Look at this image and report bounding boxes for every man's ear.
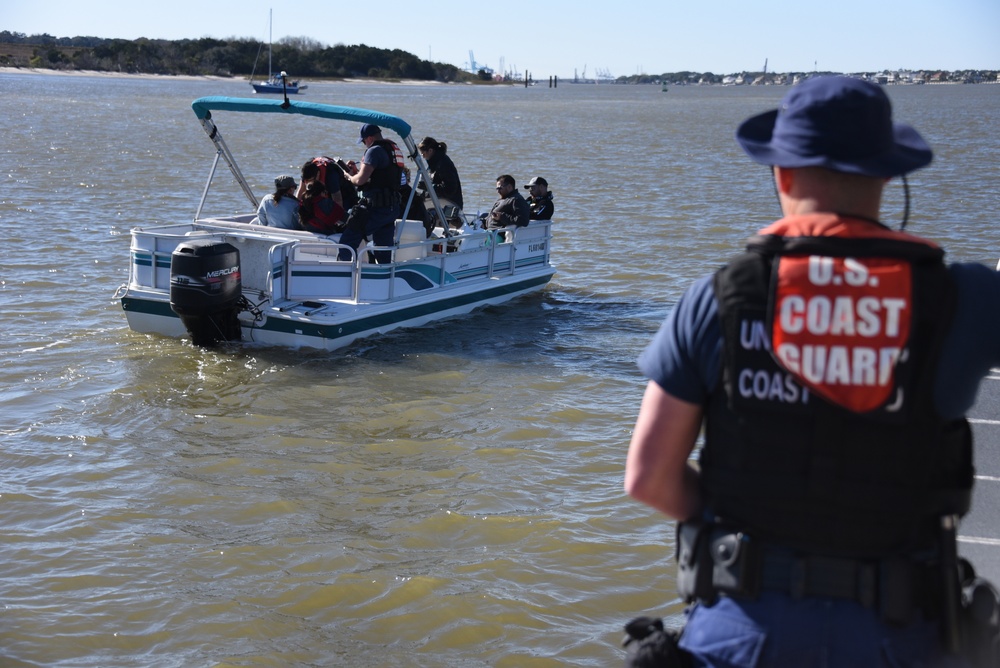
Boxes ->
[774,166,795,195]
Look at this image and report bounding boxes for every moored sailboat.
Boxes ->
[250,9,307,95]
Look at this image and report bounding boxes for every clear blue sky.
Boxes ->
[4,0,998,77]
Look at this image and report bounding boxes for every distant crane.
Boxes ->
[467,50,493,76]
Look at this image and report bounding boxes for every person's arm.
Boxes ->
[326,172,345,207]
[489,199,507,223]
[438,160,460,200]
[537,198,553,219]
[625,380,705,521]
[255,197,269,226]
[348,162,374,188]
[515,194,530,226]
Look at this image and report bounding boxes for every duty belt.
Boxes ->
[359,188,398,209]
[677,521,941,625]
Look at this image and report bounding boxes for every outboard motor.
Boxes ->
[169,239,243,346]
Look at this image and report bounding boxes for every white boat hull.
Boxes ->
[119,218,554,351]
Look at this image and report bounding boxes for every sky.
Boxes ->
[3,0,998,78]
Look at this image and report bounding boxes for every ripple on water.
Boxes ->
[1,75,997,667]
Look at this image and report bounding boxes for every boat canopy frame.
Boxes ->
[190,96,449,234]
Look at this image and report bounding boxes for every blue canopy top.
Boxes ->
[191,96,413,140]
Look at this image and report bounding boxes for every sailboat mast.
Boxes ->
[268,8,273,79]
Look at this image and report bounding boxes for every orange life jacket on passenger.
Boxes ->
[299,189,345,234]
[309,157,335,191]
[311,156,358,210]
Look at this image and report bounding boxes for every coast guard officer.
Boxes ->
[625,76,1000,667]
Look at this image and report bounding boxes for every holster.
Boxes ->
[676,520,759,604]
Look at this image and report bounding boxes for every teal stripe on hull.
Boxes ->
[131,252,170,269]
[121,271,552,345]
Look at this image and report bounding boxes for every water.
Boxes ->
[1,71,999,667]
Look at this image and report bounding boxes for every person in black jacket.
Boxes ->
[417,137,464,211]
[523,176,554,220]
[487,174,529,230]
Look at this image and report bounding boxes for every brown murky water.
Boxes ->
[1,72,998,666]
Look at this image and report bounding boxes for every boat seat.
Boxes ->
[394,219,427,261]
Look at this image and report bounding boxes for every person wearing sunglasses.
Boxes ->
[486,174,529,231]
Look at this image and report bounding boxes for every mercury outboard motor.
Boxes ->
[169,239,242,346]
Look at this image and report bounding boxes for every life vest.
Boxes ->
[704,213,972,557]
[381,139,406,173]
[299,190,345,234]
[312,156,359,210]
[362,140,404,197]
[311,157,338,190]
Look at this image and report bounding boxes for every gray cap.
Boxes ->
[275,175,297,190]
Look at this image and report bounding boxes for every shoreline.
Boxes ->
[0,66,451,85]
[4,67,990,87]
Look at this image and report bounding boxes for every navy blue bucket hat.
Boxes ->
[735,76,932,177]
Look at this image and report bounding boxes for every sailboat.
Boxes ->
[250,9,307,94]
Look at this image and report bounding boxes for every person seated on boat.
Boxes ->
[417,137,465,230]
[487,174,530,231]
[523,176,554,220]
[254,175,301,230]
[298,180,346,235]
[340,124,403,263]
[297,157,353,210]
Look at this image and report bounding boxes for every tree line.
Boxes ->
[0,31,472,82]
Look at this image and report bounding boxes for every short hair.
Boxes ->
[301,161,320,180]
[496,174,515,188]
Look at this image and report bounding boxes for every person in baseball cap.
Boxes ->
[523,176,554,220]
[358,123,382,144]
[254,174,300,229]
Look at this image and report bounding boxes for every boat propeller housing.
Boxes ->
[169,239,243,346]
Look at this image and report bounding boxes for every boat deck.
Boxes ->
[960,369,1000,582]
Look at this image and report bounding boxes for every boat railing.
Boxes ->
[284,242,358,302]
[129,217,552,306]
[349,220,553,302]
